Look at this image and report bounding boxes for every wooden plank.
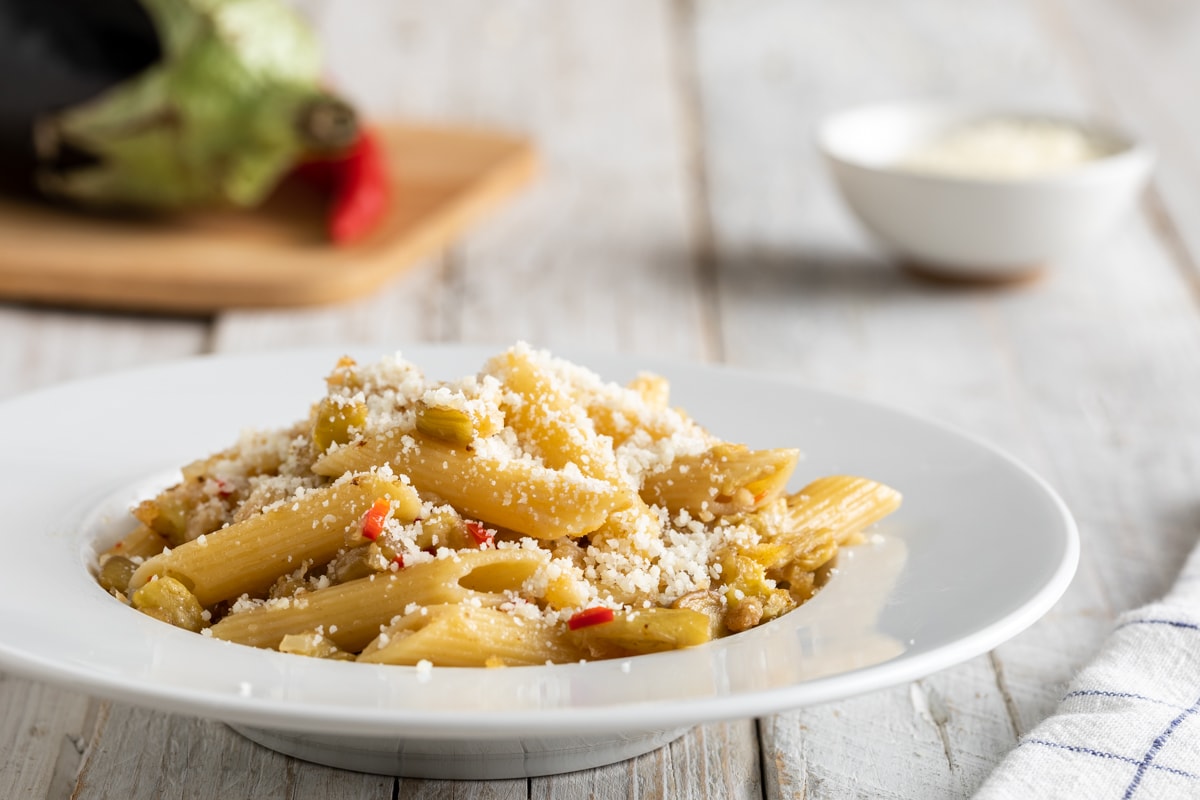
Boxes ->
[534,722,761,800]
[5,1,1197,798]
[208,257,450,352]
[394,778,526,800]
[683,0,1199,796]
[71,706,393,800]
[217,0,711,359]
[0,304,208,799]
[443,0,712,357]
[83,1,725,798]
[1041,0,1200,287]
[0,306,209,399]
[0,124,536,313]
[0,678,98,800]
[764,664,1021,799]
[682,2,1050,791]
[744,205,1200,791]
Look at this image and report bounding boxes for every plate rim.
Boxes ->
[0,343,1079,737]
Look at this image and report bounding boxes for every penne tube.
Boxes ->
[641,443,800,517]
[209,549,549,651]
[569,607,712,659]
[313,432,629,539]
[721,497,840,576]
[582,374,683,447]
[486,346,623,484]
[135,424,306,546]
[358,605,583,666]
[128,473,421,607]
[625,373,670,411]
[784,475,902,548]
[100,524,168,563]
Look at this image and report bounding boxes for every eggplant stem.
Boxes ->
[297,98,357,152]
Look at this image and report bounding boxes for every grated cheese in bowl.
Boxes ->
[895,116,1118,180]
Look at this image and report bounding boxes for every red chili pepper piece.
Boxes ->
[567,607,615,631]
[329,128,390,245]
[361,497,391,541]
[466,520,494,547]
[292,128,391,244]
[392,553,405,569]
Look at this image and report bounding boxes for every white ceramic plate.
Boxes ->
[0,346,1078,779]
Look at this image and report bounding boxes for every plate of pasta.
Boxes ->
[0,343,1078,779]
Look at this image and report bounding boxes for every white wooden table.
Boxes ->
[3,1,1198,797]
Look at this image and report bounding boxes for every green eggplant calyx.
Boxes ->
[298,97,359,154]
[36,0,358,210]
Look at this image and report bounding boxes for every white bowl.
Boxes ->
[0,346,1079,779]
[817,101,1155,281]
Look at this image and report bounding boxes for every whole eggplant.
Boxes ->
[0,0,357,209]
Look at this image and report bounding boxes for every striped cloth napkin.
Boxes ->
[974,543,1200,799]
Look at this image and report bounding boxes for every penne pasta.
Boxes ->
[209,549,549,651]
[569,607,712,659]
[486,346,624,484]
[640,443,800,517]
[128,472,421,607]
[313,431,629,539]
[100,344,901,668]
[783,475,903,548]
[100,524,169,563]
[359,605,582,666]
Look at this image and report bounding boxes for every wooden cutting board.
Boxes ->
[0,123,536,313]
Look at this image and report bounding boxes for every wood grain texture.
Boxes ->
[533,722,761,800]
[0,306,208,399]
[394,778,526,800]
[1040,0,1200,284]
[71,706,394,800]
[0,125,535,313]
[763,667,1020,800]
[0,307,207,798]
[684,0,1196,797]
[4,0,1200,797]
[683,0,1047,791]
[218,0,711,360]
[78,0,729,796]
[0,678,98,800]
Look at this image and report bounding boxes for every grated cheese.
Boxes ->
[118,343,894,667]
[897,117,1116,179]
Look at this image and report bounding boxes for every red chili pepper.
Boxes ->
[361,497,391,541]
[330,129,390,244]
[567,607,615,631]
[392,553,405,569]
[465,520,494,547]
[294,128,391,245]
